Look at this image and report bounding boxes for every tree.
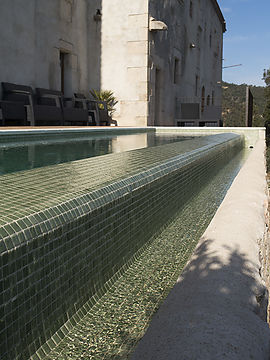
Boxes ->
[222,82,266,127]
[263,69,270,147]
[263,69,270,86]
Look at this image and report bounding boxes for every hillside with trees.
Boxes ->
[222,82,266,127]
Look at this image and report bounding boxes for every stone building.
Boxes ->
[101,0,226,126]
[0,0,225,127]
[0,0,101,97]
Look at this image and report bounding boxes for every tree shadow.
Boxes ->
[131,238,270,360]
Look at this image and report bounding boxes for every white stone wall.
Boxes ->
[0,0,98,98]
[148,0,224,126]
[101,0,149,127]
[101,0,224,126]
[0,0,224,127]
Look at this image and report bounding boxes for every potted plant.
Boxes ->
[90,89,118,117]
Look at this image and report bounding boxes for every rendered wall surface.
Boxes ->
[0,133,243,359]
[148,0,224,126]
[0,0,100,98]
[0,0,224,126]
[101,0,149,127]
[101,0,224,126]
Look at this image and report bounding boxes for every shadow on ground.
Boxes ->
[131,238,270,360]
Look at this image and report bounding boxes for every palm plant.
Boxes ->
[90,89,118,116]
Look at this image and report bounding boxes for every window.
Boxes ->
[209,33,212,48]
[189,1,193,18]
[195,75,199,96]
[212,91,215,105]
[60,51,66,94]
[201,86,205,113]
[174,58,180,84]
[59,50,72,96]
[207,95,210,106]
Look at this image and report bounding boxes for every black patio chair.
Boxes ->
[1,83,31,126]
[74,93,117,126]
[0,100,27,126]
[74,93,100,125]
[98,101,118,126]
[36,88,89,126]
[2,82,63,126]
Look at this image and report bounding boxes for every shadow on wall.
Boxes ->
[131,238,270,360]
[88,0,102,93]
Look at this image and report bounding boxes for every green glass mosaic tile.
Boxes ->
[0,134,238,229]
[0,133,245,360]
[38,148,248,360]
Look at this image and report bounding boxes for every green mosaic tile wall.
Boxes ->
[0,133,244,360]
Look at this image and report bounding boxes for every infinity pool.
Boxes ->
[0,132,195,175]
[0,129,249,360]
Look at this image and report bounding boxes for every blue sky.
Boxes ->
[218,0,270,86]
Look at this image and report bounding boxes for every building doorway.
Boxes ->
[201,86,205,114]
[60,51,72,96]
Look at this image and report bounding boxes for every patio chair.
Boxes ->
[36,88,89,126]
[2,82,63,126]
[74,93,117,126]
[0,100,27,126]
[74,93,99,125]
[1,83,31,125]
[98,101,118,126]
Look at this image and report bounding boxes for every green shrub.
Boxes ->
[90,89,118,116]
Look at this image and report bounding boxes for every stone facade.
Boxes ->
[0,0,101,97]
[101,0,225,126]
[0,0,225,126]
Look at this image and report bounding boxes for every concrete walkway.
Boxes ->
[131,139,270,360]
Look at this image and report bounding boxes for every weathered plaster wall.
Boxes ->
[101,0,149,127]
[0,0,224,126]
[87,0,102,92]
[148,0,223,126]
[0,0,99,97]
[100,0,224,126]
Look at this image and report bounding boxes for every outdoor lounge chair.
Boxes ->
[1,83,32,125]
[0,100,27,126]
[98,101,118,126]
[74,93,100,125]
[2,82,63,126]
[36,88,89,126]
[74,93,118,126]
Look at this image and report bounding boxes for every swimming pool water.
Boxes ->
[0,133,194,175]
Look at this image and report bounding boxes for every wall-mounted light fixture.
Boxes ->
[149,17,168,31]
[190,43,196,49]
[94,9,102,22]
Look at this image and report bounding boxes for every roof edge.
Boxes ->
[211,0,226,32]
